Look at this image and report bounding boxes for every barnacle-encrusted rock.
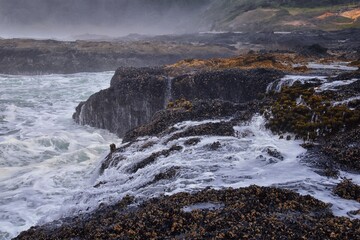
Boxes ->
[333,179,360,202]
[322,126,360,171]
[15,186,360,240]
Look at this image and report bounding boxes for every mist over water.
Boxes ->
[0,0,212,39]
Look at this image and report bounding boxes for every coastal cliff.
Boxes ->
[17,58,360,239]
[73,65,283,137]
[15,49,360,239]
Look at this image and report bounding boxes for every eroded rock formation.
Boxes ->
[73,67,283,137]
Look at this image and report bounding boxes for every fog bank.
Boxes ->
[0,0,212,39]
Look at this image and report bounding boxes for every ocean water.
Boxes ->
[0,71,359,239]
[0,72,119,239]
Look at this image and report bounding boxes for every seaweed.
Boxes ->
[266,84,360,140]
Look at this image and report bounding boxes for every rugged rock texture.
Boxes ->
[122,99,260,143]
[171,68,283,102]
[322,126,360,171]
[15,186,360,240]
[73,67,167,137]
[333,179,360,202]
[73,67,282,137]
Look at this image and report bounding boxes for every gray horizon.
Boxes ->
[0,0,213,39]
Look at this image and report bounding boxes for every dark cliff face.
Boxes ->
[73,67,167,137]
[73,67,283,137]
[172,68,282,102]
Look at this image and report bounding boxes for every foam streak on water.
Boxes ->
[0,72,119,239]
[1,72,360,239]
[89,115,360,223]
[266,75,327,93]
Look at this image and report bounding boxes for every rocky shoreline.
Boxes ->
[0,38,235,75]
[14,186,360,239]
[1,28,359,75]
[14,30,360,239]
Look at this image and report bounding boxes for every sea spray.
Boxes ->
[77,115,360,222]
[1,71,360,240]
[0,72,119,240]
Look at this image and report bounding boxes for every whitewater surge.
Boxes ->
[0,72,119,240]
[84,115,360,222]
[1,70,360,239]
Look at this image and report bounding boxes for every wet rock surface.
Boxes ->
[166,122,235,143]
[15,186,360,240]
[73,67,281,138]
[333,179,360,202]
[322,126,360,171]
[73,67,167,137]
[129,145,183,173]
[172,68,282,102]
[122,99,260,143]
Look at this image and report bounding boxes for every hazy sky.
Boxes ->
[0,0,211,39]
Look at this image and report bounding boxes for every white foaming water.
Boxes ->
[307,62,358,71]
[1,71,360,239]
[266,75,327,92]
[88,115,360,223]
[333,96,360,106]
[0,72,119,240]
[316,79,359,92]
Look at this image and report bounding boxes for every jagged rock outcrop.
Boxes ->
[122,99,260,143]
[73,67,167,137]
[73,67,283,137]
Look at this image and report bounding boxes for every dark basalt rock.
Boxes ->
[123,99,260,143]
[146,166,180,186]
[73,67,282,138]
[331,69,360,81]
[15,186,360,240]
[333,179,360,202]
[172,68,283,103]
[266,147,284,160]
[73,67,167,137]
[184,138,201,146]
[301,44,328,57]
[129,145,183,173]
[166,122,235,143]
[208,141,222,150]
[322,125,360,171]
[0,38,236,75]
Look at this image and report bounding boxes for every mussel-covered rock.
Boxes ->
[15,186,360,240]
[333,179,360,202]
